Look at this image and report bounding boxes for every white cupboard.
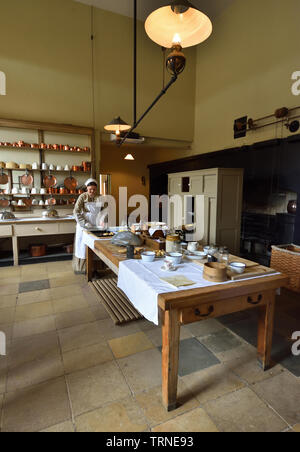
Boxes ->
[168,168,244,254]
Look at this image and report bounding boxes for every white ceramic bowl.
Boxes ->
[166,252,183,265]
[229,262,246,274]
[141,251,156,263]
[187,251,206,260]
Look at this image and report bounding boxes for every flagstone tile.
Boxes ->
[204,387,287,432]
[75,396,148,432]
[108,332,155,359]
[0,284,19,296]
[55,307,95,330]
[40,421,75,433]
[2,377,71,432]
[118,349,162,394]
[0,307,15,325]
[52,294,89,314]
[15,301,53,322]
[135,380,199,427]
[199,329,243,354]
[151,407,219,433]
[58,321,105,353]
[67,361,131,416]
[0,295,17,309]
[17,289,53,306]
[251,372,300,426]
[19,280,50,294]
[181,362,245,405]
[62,342,114,374]
[12,315,56,339]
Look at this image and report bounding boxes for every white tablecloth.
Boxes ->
[82,231,111,250]
[117,260,280,325]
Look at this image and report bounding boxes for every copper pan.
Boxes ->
[0,169,9,185]
[23,198,33,207]
[43,174,57,188]
[64,176,78,191]
[0,198,10,208]
[20,170,33,186]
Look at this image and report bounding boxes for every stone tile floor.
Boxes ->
[0,261,299,432]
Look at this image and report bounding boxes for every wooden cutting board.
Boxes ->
[227,265,278,281]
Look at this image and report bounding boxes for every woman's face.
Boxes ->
[87,184,97,198]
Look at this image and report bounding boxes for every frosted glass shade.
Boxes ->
[145,2,212,49]
[104,117,131,132]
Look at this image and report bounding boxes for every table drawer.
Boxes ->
[180,291,269,325]
[14,223,60,237]
[0,225,13,237]
[58,222,76,234]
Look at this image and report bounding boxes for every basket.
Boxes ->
[271,244,300,292]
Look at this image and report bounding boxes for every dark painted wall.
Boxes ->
[149,134,300,243]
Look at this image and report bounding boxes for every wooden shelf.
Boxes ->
[0,146,90,154]
[2,193,80,197]
[2,168,90,174]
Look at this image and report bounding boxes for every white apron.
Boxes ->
[74,203,99,260]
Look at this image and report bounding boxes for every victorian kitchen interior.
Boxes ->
[0,0,299,434]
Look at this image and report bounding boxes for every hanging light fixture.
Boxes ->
[124,153,135,161]
[104,116,131,135]
[118,0,213,148]
[145,0,213,49]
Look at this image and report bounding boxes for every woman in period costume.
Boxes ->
[73,179,99,274]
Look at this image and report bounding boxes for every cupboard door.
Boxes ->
[190,175,203,194]
[208,197,217,244]
[203,174,217,195]
[169,177,182,195]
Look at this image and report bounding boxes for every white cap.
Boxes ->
[85,178,98,187]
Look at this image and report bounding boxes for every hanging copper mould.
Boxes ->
[0,169,9,185]
[43,174,57,188]
[64,176,78,191]
[20,170,34,186]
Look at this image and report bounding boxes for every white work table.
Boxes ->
[0,216,76,265]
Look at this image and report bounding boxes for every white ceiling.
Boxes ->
[73,0,233,21]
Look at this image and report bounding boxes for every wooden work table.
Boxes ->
[85,234,288,411]
[0,216,76,265]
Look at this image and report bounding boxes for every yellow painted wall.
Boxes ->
[192,0,300,156]
[0,0,196,143]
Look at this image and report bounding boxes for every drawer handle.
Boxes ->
[35,227,42,232]
[194,306,214,317]
[247,294,263,305]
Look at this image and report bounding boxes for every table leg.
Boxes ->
[162,309,181,411]
[12,236,19,266]
[257,292,276,371]
[86,246,94,282]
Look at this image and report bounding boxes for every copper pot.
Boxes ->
[18,141,25,147]
[63,145,70,151]
[29,244,46,257]
[52,144,60,150]
[31,143,40,149]
[3,142,11,147]
[82,162,91,172]
[60,187,68,195]
[40,143,47,149]
[83,147,90,152]
[72,166,81,172]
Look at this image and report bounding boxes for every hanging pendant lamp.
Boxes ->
[145,0,212,49]
[124,153,135,161]
[104,116,131,134]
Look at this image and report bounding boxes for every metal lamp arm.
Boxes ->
[117,74,178,148]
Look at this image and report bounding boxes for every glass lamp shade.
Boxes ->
[124,154,135,161]
[145,1,213,49]
[104,117,131,132]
